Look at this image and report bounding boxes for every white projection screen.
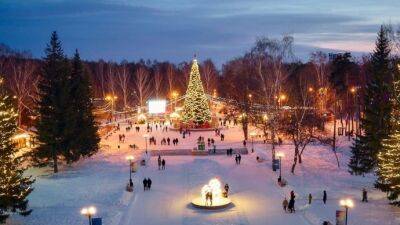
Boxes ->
[148,99,167,114]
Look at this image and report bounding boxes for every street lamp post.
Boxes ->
[250,131,256,153]
[340,198,354,225]
[143,134,149,154]
[81,206,96,225]
[105,94,118,119]
[276,152,284,182]
[126,155,134,187]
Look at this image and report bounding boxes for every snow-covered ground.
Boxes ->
[7,123,400,225]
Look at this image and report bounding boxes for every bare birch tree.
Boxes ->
[154,68,163,98]
[201,59,218,95]
[279,72,323,173]
[134,66,152,107]
[250,35,294,157]
[310,51,330,112]
[166,64,175,96]
[116,61,131,109]
[7,58,39,126]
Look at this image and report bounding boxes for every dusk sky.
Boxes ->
[1,0,399,65]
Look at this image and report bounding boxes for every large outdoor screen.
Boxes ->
[148,99,166,114]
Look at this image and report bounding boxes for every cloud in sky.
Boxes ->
[0,0,399,65]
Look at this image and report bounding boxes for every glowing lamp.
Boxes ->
[340,198,354,208]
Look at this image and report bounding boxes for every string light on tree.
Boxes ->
[376,64,400,203]
[0,76,34,223]
[182,56,211,126]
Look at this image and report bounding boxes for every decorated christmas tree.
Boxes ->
[0,77,34,223]
[182,58,211,126]
[376,65,400,205]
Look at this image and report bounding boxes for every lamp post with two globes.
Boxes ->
[276,152,285,182]
[81,206,96,225]
[340,198,354,225]
[143,134,149,154]
[126,155,134,187]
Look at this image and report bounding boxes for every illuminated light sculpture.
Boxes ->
[191,178,231,209]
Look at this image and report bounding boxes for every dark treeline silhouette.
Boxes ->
[0,43,218,115]
[0,33,378,131]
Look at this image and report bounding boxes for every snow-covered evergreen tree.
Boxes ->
[349,26,393,175]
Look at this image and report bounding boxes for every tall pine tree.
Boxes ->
[34,31,71,173]
[376,61,400,204]
[0,77,34,223]
[349,26,393,175]
[34,32,100,172]
[68,50,99,161]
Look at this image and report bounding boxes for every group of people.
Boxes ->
[235,154,242,164]
[282,188,368,214]
[207,138,215,147]
[172,138,179,146]
[282,190,296,213]
[118,134,126,143]
[218,117,237,126]
[158,155,166,170]
[226,148,234,156]
[149,136,157,145]
[182,130,190,138]
[142,178,152,191]
[160,137,171,145]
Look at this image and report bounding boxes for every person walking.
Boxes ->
[282,197,289,212]
[158,155,162,170]
[238,154,242,164]
[224,183,230,197]
[162,159,166,170]
[143,178,148,191]
[148,178,152,190]
[308,193,312,205]
[323,190,327,204]
[362,188,368,202]
[289,191,296,213]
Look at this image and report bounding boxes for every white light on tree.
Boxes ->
[148,99,166,114]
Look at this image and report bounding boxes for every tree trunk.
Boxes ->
[332,103,340,168]
[242,121,248,140]
[53,153,58,173]
[291,146,299,173]
[298,153,302,164]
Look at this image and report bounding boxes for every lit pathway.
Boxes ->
[118,154,311,225]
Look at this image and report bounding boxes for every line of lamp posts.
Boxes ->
[275,151,353,225]
[80,135,151,225]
